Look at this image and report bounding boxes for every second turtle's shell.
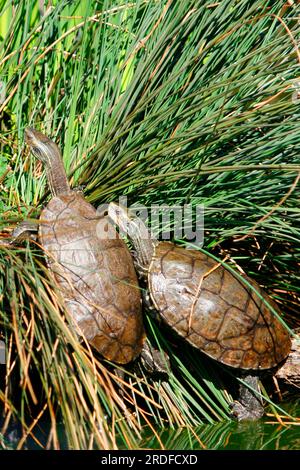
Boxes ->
[148,242,291,370]
[39,193,145,364]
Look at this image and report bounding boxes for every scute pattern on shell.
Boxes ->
[149,242,291,370]
[39,193,145,364]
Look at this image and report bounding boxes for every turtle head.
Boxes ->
[108,202,146,238]
[25,127,61,165]
[108,202,155,270]
[25,127,70,196]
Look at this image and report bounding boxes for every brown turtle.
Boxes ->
[108,202,292,419]
[5,128,146,365]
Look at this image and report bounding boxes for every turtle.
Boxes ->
[107,202,292,420]
[3,128,146,365]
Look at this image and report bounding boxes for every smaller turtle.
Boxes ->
[108,202,291,420]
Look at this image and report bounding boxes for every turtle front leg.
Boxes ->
[0,221,38,245]
[230,374,264,421]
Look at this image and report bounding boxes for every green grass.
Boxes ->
[0,0,300,450]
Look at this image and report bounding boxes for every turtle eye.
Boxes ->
[31,146,45,161]
[31,146,42,156]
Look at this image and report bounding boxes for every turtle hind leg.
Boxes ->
[230,374,264,421]
[1,221,38,245]
[137,341,170,378]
